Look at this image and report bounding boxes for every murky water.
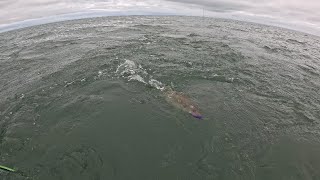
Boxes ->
[0,16,320,180]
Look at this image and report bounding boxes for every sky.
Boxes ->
[0,0,319,35]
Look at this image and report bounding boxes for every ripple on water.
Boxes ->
[0,16,320,179]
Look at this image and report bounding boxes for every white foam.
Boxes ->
[116,59,137,74]
[128,74,147,84]
[149,79,164,91]
[116,60,165,90]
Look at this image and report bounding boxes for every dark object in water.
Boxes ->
[191,112,203,120]
[164,87,203,120]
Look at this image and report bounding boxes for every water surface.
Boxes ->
[0,16,320,179]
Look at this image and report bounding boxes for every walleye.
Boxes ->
[116,60,203,119]
[163,87,203,120]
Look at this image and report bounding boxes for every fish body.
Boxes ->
[164,87,203,119]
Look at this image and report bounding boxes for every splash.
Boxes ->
[148,79,165,91]
[116,60,164,90]
[116,60,147,84]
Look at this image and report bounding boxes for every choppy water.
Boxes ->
[0,16,320,180]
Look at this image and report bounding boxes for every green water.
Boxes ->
[0,16,320,179]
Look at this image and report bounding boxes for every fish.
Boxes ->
[163,87,203,120]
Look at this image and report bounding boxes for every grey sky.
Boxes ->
[0,0,319,35]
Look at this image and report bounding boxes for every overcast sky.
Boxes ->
[0,0,319,35]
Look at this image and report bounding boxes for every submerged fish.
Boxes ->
[163,87,203,120]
